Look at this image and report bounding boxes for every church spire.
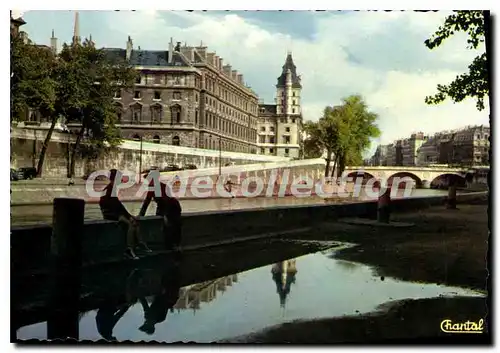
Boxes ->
[50,29,58,54]
[72,11,80,46]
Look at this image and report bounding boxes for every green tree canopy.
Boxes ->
[303,95,380,176]
[11,34,57,122]
[55,39,137,177]
[424,11,488,111]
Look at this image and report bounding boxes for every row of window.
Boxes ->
[260,126,291,133]
[115,90,184,101]
[131,134,180,146]
[117,104,181,124]
[204,75,258,114]
[202,137,248,153]
[204,112,256,141]
[258,136,291,144]
[280,91,298,97]
[260,147,290,155]
[204,94,254,126]
[136,73,192,87]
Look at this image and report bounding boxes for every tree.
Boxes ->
[11,34,57,175]
[56,39,137,178]
[424,11,488,111]
[302,121,324,159]
[304,95,380,178]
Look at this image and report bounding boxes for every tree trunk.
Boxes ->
[330,154,339,178]
[36,116,57,177]
[324,150,332,177]
[338,154,346,177]
[68,126,85,178]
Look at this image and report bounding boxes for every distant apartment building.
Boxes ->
[385,143,396,166]
[370,144,388,166]
[373,125,490,168]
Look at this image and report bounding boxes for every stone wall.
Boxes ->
[11,191,487,276]
[10,127,292,178]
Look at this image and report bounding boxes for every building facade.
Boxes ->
[372,125,490,167]
[257,53,302,158]
[369,144,388,166]
[14,12,305,156]
[102,37,259,154]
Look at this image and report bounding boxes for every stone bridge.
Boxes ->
[343,166,488,187]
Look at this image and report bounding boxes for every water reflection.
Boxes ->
[16,248,483,343]
[174,275,238,313]
[271,260,297,307]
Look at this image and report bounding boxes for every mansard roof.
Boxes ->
[276,53,302,89]
[102,48,191,67]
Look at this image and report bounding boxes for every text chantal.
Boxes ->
[440,319,484,333]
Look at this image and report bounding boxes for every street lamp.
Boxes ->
[134,134,143,182]
[218,135,222,177]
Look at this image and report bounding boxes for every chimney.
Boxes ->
[126,35,133,61]
[180,46,195,62]
[206,52,215,67]
[196,42,207,59]
[231,70,238,80]
[214,55,220,69]
[218,57,223,71]
[237,74,244,84]
[168,37,174,63]
[223,65,232,76]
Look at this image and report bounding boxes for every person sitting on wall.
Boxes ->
[99,169,151,260]
[224,178,235,198]
[139,171,183,251]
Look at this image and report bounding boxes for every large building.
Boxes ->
[372,125,490,167]
[23,12,304,156]
[101,36,260,154]
[257,53,303,158]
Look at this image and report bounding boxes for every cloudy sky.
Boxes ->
[20,10,489,156]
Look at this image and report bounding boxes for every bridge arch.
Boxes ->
[386,172,422,188]
[346,171,376,182]
[430,173,466,188]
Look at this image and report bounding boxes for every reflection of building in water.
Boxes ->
[173,274,238,313]
[271,259,297,307]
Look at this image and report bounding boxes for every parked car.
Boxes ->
[17,167,37,180]
[183,164,197,170]
[10,168,19,181]
[160,164,182,172]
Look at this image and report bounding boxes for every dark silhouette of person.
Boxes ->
[96,303,130,341]
[95,268,142,341]
[139,173,182,251]
[138,254,182,335]
[99,169,151,259]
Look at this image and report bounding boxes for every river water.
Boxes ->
[16,242,482,342]
[10,188,450,226]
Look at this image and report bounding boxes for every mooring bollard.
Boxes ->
[377,186,391,223]
[47,197,85,341]
[447,184,457,209]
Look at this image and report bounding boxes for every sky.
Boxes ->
[18,10,490,157]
